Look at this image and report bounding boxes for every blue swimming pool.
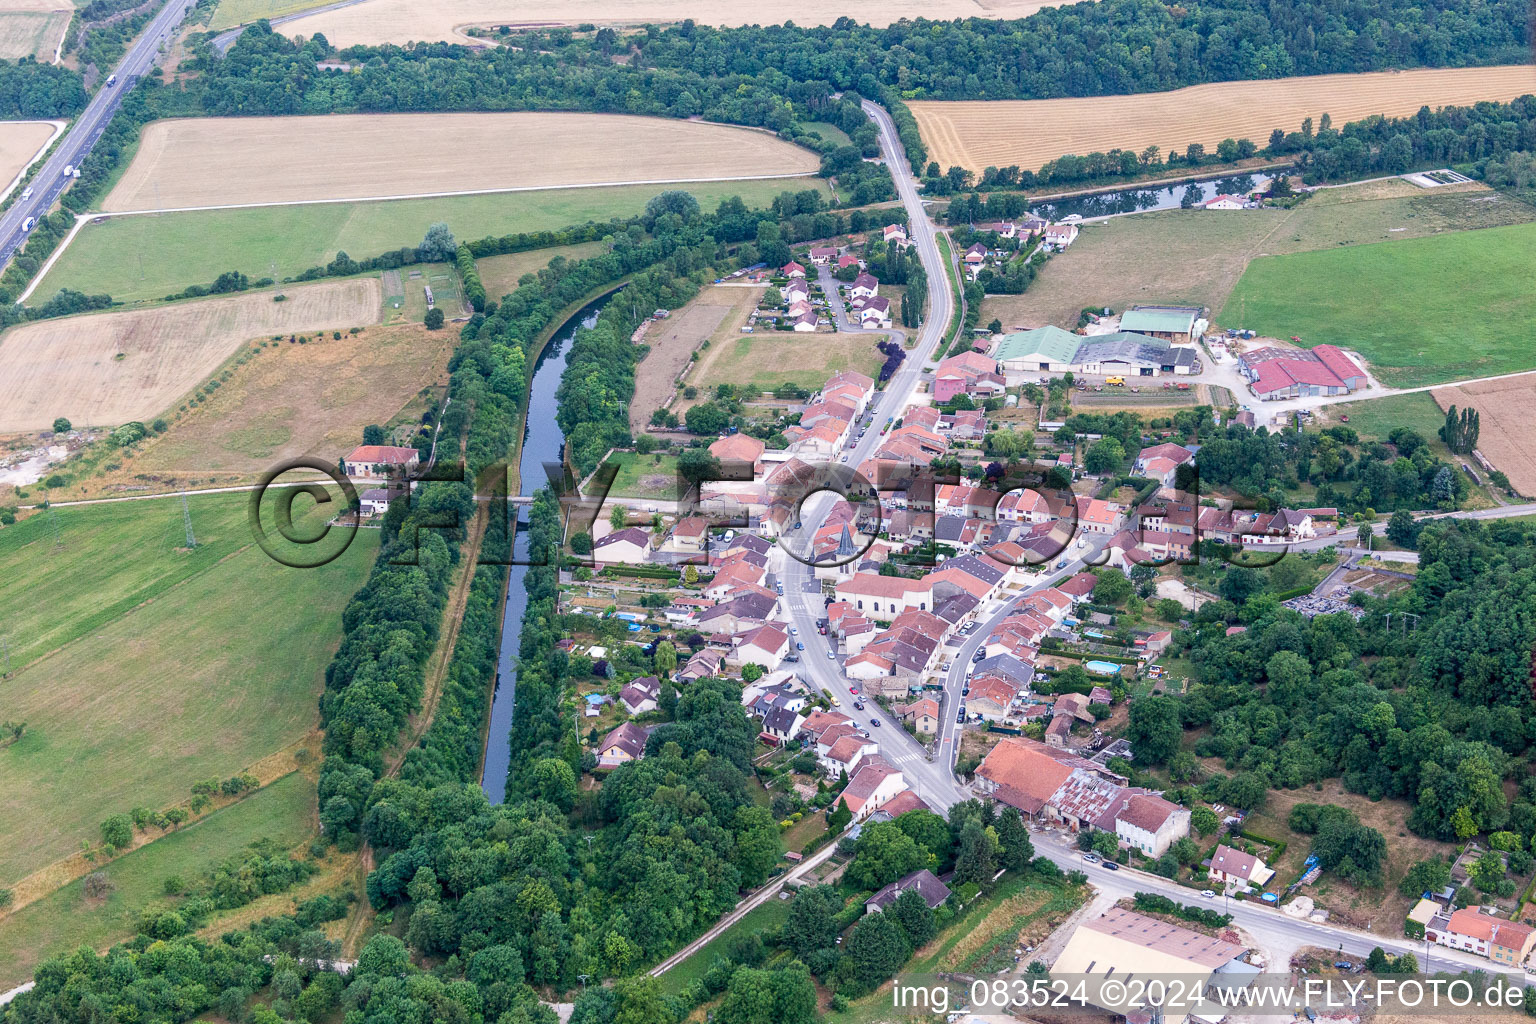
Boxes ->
[1085,660,1122,675]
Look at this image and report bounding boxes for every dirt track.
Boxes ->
[1432,373,1536,496]
[0,279,382,433]
[103,112,821,212]
[912,65,1536,173]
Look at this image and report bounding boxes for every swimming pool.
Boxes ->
[1085,660,1122,675]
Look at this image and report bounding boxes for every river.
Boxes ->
[1029,172,1264,221]
[479,294,611,803]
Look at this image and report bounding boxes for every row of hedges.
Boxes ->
[456,243,486,312]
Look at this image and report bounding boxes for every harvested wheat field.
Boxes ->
[0,279,382,433]
[631,284,758,432]
[0,121,56,191]
[911,66,1536,174]
[0,9,69,59]
[103,113,821,212]
[278,0,1065,47]
[1433,374,1536,496]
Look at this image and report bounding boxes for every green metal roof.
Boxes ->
[992,325,1082,364]
[1119,307,1198,334]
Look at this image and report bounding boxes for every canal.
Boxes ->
[1029,172,1265,221]
[479,294,612,803]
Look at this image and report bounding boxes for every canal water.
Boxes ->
[479,295,611,803]
[1029,172,1263,221]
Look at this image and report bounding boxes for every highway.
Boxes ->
[0,0,197,274]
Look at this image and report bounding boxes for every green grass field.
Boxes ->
[0,772,315,988]
[37,178,831,305]
[0,492,375,882]
[604,452,685,501]
[1221,221,1536,388]
[207,0,330,29]
[800,122,852,148]
[477,241,608,303]
[1326,391,1447,442]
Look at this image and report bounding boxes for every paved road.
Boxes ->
[0,0,197,274]
[776,98,962,807]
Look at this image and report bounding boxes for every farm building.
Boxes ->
[344,444,420,480]
[1117,305,1208,345]
[991,326,1195,378]
[1238,344,1367,400]
[1202,194,1247,210]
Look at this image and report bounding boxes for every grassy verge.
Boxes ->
[657,897,793,997]
[936,234,963,357]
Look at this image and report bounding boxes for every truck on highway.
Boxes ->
[20,186,32,201]
[106,74,117,86]
[21,217,35,232]
[63,164,75,178]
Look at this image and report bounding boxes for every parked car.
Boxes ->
[1082,852,1100,863]
[796,642,805,651]
[790,626,799,635]
[956,705,966,722]
[1201,890,1216,899]
[1101,861,1120,871]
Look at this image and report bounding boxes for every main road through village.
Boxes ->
[666,100,1536,988]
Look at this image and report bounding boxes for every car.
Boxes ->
[795,641,805,651]
[1101,861,1120,871]
[1082,852,1100,863]
[1056,559,1069,569]
[827,650,836,659]
[793,521,803,530]
[962,686,970,696]
[849,686,859,695]
[972,649,985,662]
[830,696,841,706]
[1201,890,1217,899]
[840,455,848,462]
[870,719,882,728]
[956,705,966,722]
[789,626,799,635]
[853,701,865,711]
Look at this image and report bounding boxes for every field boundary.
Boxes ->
[100,175,820,217]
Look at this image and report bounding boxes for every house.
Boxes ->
[678,647,725,682]
[1207,844,1275,888]
[1133,442,1195,486]
[620,676,662,715]
[932,350,1004,402]
[792,310,818,332]
[760,704,806,743]
[671,516,708,552]
[823,733,879,779]
[781,260,806,279]
[1053,691,1095,724]
[835,573,932,617]
[967,676,1021,723]
[962,242,988,277]
[1043,223,1079,248]
[731,623,790,671]
[598,722,649,767]
[343,444,420,480]
[858,297,892,328]
[709,433,766,474]
[883,223,908,245]
[898,697,941,735]
[1119,305,1207,345]
[808,246,838,265]
[866,869,951,914]
[1106,792,1190,858]
[1202,194,1246,210]
[359,487,401,518]
[1427,908,1536,967]
[592,527,652,567]
[850,273,879,301]
[837,758,907,820]
[837,251,863,271]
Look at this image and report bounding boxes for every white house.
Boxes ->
[837,759,907,820]
[850,273,879,301]
[1110,793,1190,858]
[592,527,652,567]
[835,573,931,617]
[1043,223,1079,248]
[1207,844,1275,888]
[858,297,892,328]
[1202,194,1246,210]
[883,223,908,245]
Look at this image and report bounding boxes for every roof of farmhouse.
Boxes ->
[993,325,1082,364]
[1119,306,1201,334]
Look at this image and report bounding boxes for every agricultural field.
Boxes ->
[61,323,454,495]
[1221,221,1536,387]
[207,0,330,29]
[0,120,56,193]
[910,65,1536,174]
[476,240,607,302]
[689,328,886,395]
[276,0,1065,47]
[1432,372,1536,495]
[37,177,828,303]
[982,180,1536,332]
[104,113,821,212]
[0,491,376,883]
[0,278,382,433]
[0,8,68,59]
[0,772,315,988]
[632,283,760,432]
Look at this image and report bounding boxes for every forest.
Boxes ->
[1145,516,1536,850]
